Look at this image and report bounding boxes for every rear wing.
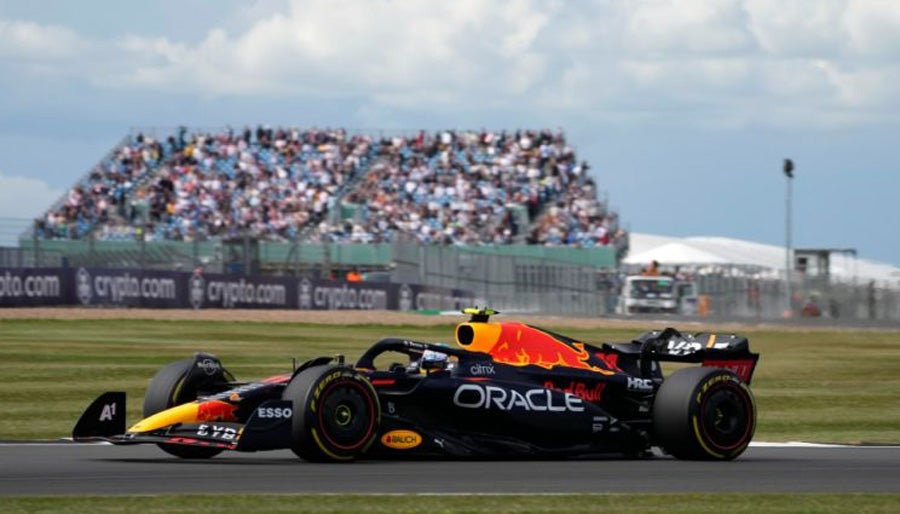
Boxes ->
[632,328,759,384]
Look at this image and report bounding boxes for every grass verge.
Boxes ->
[4,493,900,514]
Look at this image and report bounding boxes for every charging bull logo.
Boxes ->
[128,399,238,434]
[456,322,614,375]
[196,400,237,422]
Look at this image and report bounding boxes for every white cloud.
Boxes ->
[1,0,899,128]
[623,0,753,55]
[98,0,531,102]
[844,0,900,56]
[745,0,847,56]
[0,19,89,59]
[0,173,63,219]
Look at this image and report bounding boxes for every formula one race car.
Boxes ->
[73,308,759,461]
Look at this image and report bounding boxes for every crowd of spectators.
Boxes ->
[528,179,625,247]
[142,126,372,242]
[82,127,374,242]
[33,133,165,239]
[314,129,615,246]
[33,126,624,250]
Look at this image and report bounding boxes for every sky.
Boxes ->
[0,0,897,265]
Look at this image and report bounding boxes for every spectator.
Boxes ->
[642,260,661,276]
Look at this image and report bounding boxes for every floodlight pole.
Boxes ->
[784,159,794,316]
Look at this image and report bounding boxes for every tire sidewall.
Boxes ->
[690,371,756,459]
[283,366,380,462]
[653,367,756,460]
[143,358,225,459]
[143,359,196,417]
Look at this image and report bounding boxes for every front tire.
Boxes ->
[143,359,225,459]
[653,367,756,460]
[282,366,380,462]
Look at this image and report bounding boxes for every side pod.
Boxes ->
[72,392,126,440]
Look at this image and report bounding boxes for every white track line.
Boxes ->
[749,441,898,449]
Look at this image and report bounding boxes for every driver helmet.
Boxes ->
[421,349,448,369]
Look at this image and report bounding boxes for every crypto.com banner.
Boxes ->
[0,268,66,307]
[0,267,478,311]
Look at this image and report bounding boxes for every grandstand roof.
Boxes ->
[625,233,900,287]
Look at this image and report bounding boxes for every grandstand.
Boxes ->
[5,127,629,316]
[28,127,626,255]
[4,126,898,320]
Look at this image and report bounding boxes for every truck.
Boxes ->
[618,275,698,315]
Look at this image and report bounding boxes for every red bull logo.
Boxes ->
[456,322,614,375]
[196,400,237,422]
[129,399,238,433]
[544,380,606,402]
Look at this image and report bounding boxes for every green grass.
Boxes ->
[3,494,899,514]
[0,318,898,443]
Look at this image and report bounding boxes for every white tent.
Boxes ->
[624,233,900,287]
[624,242,730,266]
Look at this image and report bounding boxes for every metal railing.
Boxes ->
[391,242,603,316]
[2,236,898,320]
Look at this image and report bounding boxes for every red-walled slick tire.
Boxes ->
[653,367,756,460]
[282,365,380,462]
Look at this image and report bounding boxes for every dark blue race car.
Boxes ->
[74,308,758,461]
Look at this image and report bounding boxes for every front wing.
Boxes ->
[72,392,293,452]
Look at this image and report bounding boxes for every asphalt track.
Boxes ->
[0,443,898,495]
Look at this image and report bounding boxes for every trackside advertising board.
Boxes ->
[0,268,65,307]
[0,267,478,311]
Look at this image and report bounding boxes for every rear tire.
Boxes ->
[143,359,225,459]
[653,367,755,460]
[282,366,380,462]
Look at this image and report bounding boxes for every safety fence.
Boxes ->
[4,239,614,316]
[10,238,616,270]
[2,240,897,320]
[392,243,603,316]
[691,273,900,321]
